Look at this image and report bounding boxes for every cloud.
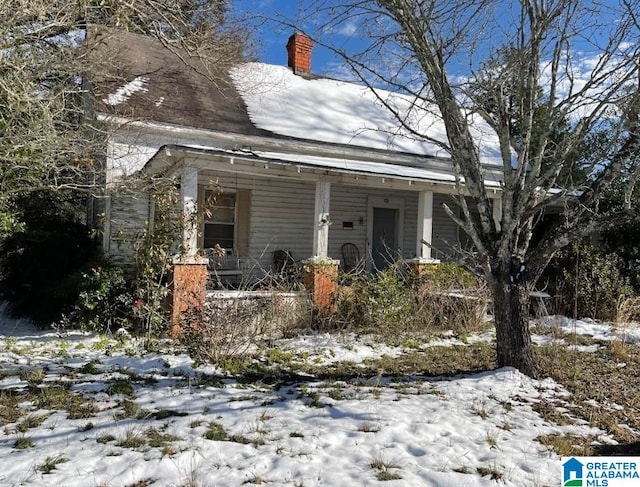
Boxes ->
[336,21,358,37]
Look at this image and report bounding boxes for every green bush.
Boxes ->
[542,241,633,321]
[421,262,479,291]
[61,263,136,333]
[329,263,487,336]
[0,191,98,324]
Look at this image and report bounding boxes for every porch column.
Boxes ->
[408,190,439,277]
[170,165,208,337]
[492,196,502,231]
[181,165,199,256]
[312,180,331,258]
[304,180,339,311]
[416,190,434,260]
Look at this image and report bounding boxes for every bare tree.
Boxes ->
[290,0,640,375]
[0,0,249,231]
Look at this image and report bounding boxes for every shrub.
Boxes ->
[328,262,488,336]
[184,292,311,364]
[62,263,136,333]
[0,191,98,324]
[542,241,633,321]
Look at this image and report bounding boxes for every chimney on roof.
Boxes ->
[287,33,313,75]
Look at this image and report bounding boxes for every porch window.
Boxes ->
[203,191,235,251]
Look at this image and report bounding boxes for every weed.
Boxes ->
[37,454,68,474]
[230,434,265,447]
[304,391,323,408]
[370,455,402,481]
[16,413,52,433]
[244,474,268,484]
[328,388,343,400]
[20,368,44,386]
[204,422,228,441]
[115,399,145,420]
[289,431,304,438]
[117,430,146,449]
[471,398,489,420]
[357,422,380,433]
[96,434,116,444]
[485,432,498,449]
[476,465,504,481]
[537,434,594,456]
[79,359,101,374]
[0,391,23,424]
[146,427,181,448]
[14,436,34,449]
[107,379,135,397]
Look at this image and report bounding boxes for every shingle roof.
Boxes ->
[90,28,271,136]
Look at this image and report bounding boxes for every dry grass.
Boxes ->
[535,340,640,451]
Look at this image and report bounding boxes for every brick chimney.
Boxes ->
[286,33,314,75]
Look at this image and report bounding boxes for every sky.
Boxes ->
[233,0,358,77]
[232,0,631,81]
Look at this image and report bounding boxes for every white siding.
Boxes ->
[105,171,462,274]
[106,193,152,268]
[329,186,419,263]
[432,193,460,261]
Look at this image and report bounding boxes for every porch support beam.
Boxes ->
[312,180,331,259]
[170,165,207,336]
[181,165,199,256]
[492,196,502,231]
[416,190,434,260]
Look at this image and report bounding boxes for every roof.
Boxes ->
[90,28,270,136]
[94,30,505,170]
[231,63,504,166]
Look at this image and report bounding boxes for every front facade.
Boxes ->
[92,30,504,318]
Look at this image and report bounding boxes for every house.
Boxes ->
[90,29,504,322]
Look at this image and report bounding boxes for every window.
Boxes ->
[203,191,235,251]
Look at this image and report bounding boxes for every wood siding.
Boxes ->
[106,193,152,268]
[107,172,462,274]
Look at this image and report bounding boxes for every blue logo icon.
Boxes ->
[563,458,583,486]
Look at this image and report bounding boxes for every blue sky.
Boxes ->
[232,0,632,84]
[233,1,353,75]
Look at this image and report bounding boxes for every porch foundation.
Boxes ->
[170,256,209,337]
[302,258,340,310]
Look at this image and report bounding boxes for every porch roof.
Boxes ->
[144,143,503,191]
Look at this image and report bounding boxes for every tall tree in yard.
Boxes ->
[0,1,250,318]
[0,0,248,231]
[296,0,640,375]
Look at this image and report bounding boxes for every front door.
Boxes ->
[371,207,398,271]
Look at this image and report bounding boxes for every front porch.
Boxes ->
[145,143,501,327]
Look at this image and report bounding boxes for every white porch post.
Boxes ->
[416,190,434,259]
[181,165,199,256]
[312,180,331,259]
[492,196,502,231]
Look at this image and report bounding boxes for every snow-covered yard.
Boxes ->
[1,303,638,487]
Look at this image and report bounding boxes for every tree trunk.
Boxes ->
[490,261,538,377]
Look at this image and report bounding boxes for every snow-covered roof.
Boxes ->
[231,63,504,166]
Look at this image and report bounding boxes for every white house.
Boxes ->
[91,29,503,318]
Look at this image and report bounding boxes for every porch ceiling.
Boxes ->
[144,144,503,195]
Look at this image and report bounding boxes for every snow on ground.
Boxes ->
[0,305,628,486]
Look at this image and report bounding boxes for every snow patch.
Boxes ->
[102,76,149,106]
